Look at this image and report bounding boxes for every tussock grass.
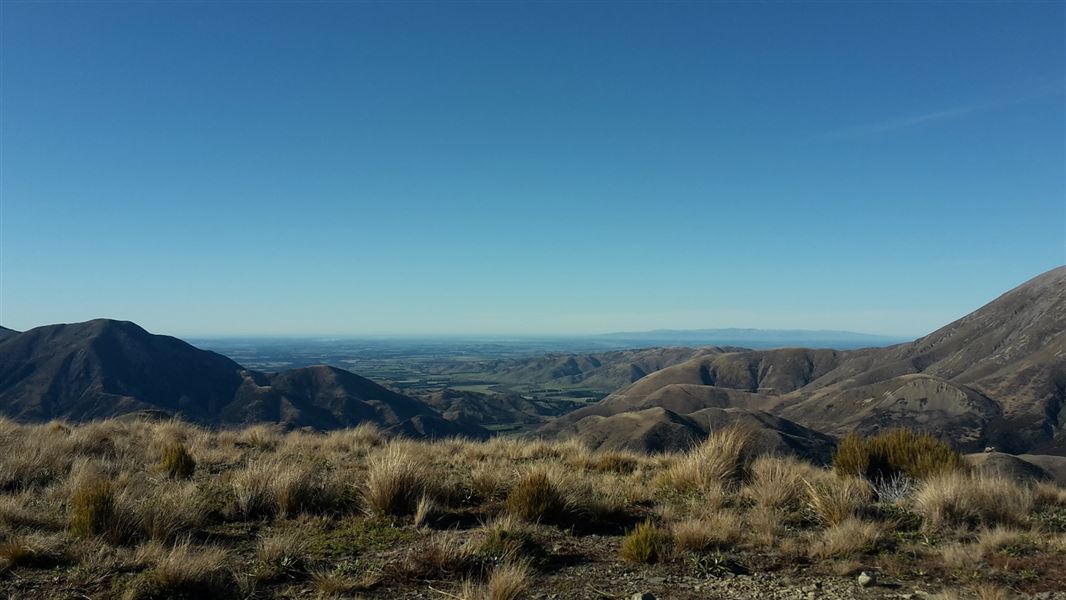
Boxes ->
[122,540,236,600]
[505,469,567,524]
[658,426,756,493]
[913,472,1032,530]
[254,530,307,581]
[671,511,743,551]
[0,532,66,568]
[479,561,533,600]
[808,517,880,558]
[0,417,1060,598]
[394,533,477,580]
[128,480,206,542]
[806,474,873,525]
[744,455,822,511]
[68,469,119,540]
[363,443,432,517]
[160,442,196,480]
[231,459,278,519]
[619,519,669,563]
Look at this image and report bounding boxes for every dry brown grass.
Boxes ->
[805,474,873,525]
[160,442,196,480]
[254,530,307,581]
[743,455,822,511]
[505,469,567,523]
[0,417,1059,599]
[68,468,120,540]
[363,443,432,517]
[913,472,1033,530]
[482,561,533,600]
[671,511,743,551]
[1033,482,1066,508]
[657,426,756,493]
[122,540,236,600]
[808,517,880,558]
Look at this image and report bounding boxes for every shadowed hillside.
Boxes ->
[0,320,485,438]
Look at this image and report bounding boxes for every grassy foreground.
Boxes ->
[0,419,1065,599]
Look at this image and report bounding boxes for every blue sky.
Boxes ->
[1,1,1063,337]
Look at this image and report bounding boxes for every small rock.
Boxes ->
[631,594,655,600]
[858,571,877,587]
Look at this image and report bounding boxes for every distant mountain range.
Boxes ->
[540,266,1066,455]
[594,328,908,349]
[1,266,1063,459]
[0,319,487,438]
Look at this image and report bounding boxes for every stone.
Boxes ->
[631,594,656,600]
[858,571,877,587]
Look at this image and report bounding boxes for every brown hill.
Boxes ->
[434,346,734,392]
[0,319,485,438]
[545,404,835,460]
[417,388,572,427]
[544,266,1066,455]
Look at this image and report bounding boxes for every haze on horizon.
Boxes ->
[1,2,1063,339]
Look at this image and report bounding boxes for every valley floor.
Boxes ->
[1,419,1065,600]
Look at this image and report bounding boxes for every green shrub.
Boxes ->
[833,429,964,482]
[505,471,566,524]
[619,520,669,563]
[160,443,196,480]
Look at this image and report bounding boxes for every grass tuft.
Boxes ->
[505,470,566,524]
[619,519,669,563]
[160,443,196,480]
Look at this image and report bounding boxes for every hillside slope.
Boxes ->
[544,266,1066,454]
[0,320,484,437]
[433,346,732,392]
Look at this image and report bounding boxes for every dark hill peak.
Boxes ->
[0,319,474,439]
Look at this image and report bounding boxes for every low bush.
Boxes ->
[833,429,964,483]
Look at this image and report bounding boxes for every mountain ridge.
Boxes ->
[542,266,1066,455]
[0,319,486,438]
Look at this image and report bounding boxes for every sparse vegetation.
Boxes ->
[0,418,1062,598]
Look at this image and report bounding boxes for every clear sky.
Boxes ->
[1,1,1063,338]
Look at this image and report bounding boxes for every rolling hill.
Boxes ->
[0,319,486,438]
[543,266,1066,455]
[431,346,735,392]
